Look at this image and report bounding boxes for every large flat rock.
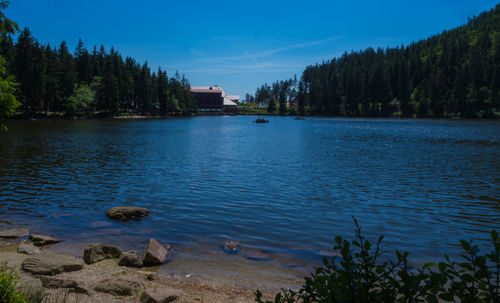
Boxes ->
[0,228,29,238]
[105,206,149,221]
[22,253,84,275]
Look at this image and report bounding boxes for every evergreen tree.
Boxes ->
[57,41,76,111]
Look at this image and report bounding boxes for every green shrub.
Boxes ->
[256,218,499,303]
[0,264,27,303]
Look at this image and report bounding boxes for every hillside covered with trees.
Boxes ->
[252,4,500,119]
[0,1,195,119]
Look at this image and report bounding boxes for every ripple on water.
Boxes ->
[0,117,499,274]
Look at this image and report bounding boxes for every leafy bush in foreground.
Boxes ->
[0,264,27,303]
[256,218,499,303]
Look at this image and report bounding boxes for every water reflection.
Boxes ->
[0,117,499,273]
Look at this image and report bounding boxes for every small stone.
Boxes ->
[30,234,61,246]
[70,286,90,295]
[189,296,203,303]
[17,242,42,255]
[143,239,170,266]
[22,253,84,275]
[94,279,143,296]
[222,240,241,254]
[40,276,78,289]
[141,288,183,303]
[105,206,149,221]
[83,243,121,264]
[0,228,29,238]
[118,251,143,268]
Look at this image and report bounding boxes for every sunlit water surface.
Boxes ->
[1,117,499,286]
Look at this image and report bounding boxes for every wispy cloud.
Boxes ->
[189,48,204,56]
[181,61,306,75]
[199,35,346,62]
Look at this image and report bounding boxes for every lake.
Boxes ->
[1,116,499,286]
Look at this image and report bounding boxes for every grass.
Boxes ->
[0,263,27,303]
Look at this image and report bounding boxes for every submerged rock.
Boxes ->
[94,279,143,296]
[22,253,84,275]
[17,242,42,255]
[243,250,272,261]
[0,228,29,238]
[118,251,143,268]
[83,243,121,264]
[143,239,170,266]
[222,240,241,254]
[105,206,149,221]
[30,233,61,246]
[141,287,183,303]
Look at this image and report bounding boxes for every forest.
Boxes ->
[251,4,500,118]
[0,4,195,119]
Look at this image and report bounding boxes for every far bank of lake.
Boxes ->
[0,116,499,285]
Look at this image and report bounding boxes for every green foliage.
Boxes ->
[0,264,28,303]
[0,0,19,128]
[0,1,17,41]
[66,82,95,116]
[256,219,499,303]
[0,55,19,122]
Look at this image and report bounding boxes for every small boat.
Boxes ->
[253,117,269,123]
[293,117,306,120]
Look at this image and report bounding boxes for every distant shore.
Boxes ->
[7,111,500,121]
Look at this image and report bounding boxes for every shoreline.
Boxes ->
[6,111,500,121]
[0,237,302,303]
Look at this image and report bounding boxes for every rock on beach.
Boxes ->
[22,253,84,275]
[17,242,42,255]
[141,287,183,303]
[0,228,29,238]
[83,243,121,264]
[94,279,143,296]
[143,239,170,266]
[29,233,61,246]
[105,206,149,221]
[119,251,143,268]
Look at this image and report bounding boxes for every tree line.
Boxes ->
[0,14,195,118]
[251,4,500,118]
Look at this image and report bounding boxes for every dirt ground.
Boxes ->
[0,240,301,303]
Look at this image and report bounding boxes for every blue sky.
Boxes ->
[6,0,500,98]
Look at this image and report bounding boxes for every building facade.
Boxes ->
[190,86,238,114]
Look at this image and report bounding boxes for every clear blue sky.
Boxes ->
[6,0,499,98]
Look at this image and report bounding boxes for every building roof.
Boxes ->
[226,95,239,101]
[190,86,226,97]
[223,97,237,106]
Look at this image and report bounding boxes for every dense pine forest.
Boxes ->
[0,1,195,119]
[252,4,500,118]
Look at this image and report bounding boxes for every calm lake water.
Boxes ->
[1,116,499,284]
